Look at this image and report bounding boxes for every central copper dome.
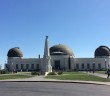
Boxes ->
[50,44,74,56]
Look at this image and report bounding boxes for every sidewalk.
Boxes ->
[88,73,107,78]
[0,74,110,86]
[85,72,108,79]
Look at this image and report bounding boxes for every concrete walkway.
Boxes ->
[85,72,108,79]
[0,72,110,86]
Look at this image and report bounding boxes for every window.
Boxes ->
[82,63,84,69]
[93,63,95,69]
[98,63,101,69]
[54,60,60,70]
[16,64,18,69]
[21,64,23,69]
[31,64,34,69]
[26,64,29,69]
[87,63,90,69]
[5,64,8,68]
[36,64,39,69]
[76,64,79,69]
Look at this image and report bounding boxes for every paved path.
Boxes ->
[83,72,108,79]
[88,73,107,78]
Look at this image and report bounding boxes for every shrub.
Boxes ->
[34,69,41,72]
[47,71,57,75]
[0,70,9,74]
[31,71,39,75]
[57,71,63,75]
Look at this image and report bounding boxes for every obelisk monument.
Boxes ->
[43,36,52,75]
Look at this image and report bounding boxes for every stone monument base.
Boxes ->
[45,72,49,76]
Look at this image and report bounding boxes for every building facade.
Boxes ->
[5,37,110,72]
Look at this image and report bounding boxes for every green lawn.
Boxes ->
[17,72,32,75]
[63,71,85,74]
[0,74,33,80]
[46,72,110,82]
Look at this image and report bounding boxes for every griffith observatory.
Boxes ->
[5,36,110,73]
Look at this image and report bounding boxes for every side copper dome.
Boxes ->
[95,46,110,57]
[7,47,23,57]
[50,44,74,56]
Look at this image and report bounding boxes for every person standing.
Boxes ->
[93,69,95,74]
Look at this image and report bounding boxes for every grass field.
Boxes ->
[0,74,33,80]
[46,71,110,82]
[17,72,32,75]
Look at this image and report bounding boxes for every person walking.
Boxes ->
[107,69,110,79]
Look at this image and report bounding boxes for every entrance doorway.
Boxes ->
[54,60,60,70]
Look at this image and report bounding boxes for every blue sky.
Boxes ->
[0,0,110,68]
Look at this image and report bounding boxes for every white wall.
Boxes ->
[72,58,110,70]
[6,56,110,71]
[7,57,42,71]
